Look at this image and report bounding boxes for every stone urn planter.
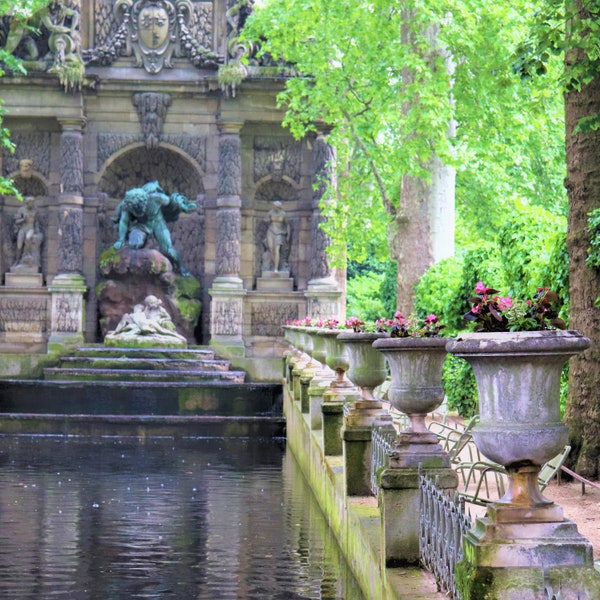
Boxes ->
[317,329,353,388]
[446,329,590,521]
[372,336,448,434]
[372,336,449,468]
[305,328,328,369]
[337,331,389,401]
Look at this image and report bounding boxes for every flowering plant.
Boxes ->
[320,317,341,329]
[286,316,314,327]
[376,311,445,338]
[345,316,365,332]
[464,282,567,333]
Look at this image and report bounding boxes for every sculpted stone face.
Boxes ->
[139,5,169,49]
[19,159,34,179]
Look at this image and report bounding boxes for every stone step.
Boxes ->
[0,414,286,438]
[0,380,282,418]
[58,356,232,371]
[72,346,216,360]
[42,368,246,383]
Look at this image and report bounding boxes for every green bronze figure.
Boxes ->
[112,181,196,276]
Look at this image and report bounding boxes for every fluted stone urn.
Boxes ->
[282,325,304,381]
[337,331,389,401]
[446,329,590,522]
[305,328,328,371]
[317,329,352,388]
[372,336,449,468]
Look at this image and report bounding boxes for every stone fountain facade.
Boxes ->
[0,0,345,378]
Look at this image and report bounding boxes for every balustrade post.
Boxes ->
[321,392,344,455]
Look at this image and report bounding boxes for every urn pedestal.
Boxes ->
[447,330,600,600]
[337,331,394,497]
[372,336,457,566]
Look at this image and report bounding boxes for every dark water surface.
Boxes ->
[0,436,365,600]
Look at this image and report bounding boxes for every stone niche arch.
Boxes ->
[97,144,206,279]
[9,170,49,197]
[98,143,205,199]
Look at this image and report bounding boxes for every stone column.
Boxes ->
[48,118,87,350]
[305,129,343,320]
[209,120,247,357]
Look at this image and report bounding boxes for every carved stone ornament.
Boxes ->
[84,0,222,73]
[133,92,171,149]
[132,0,175,73]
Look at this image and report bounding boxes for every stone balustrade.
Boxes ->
[282,326,600,600]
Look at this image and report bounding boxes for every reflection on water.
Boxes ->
[0,436,364,600]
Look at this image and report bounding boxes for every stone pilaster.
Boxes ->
[209,120,246,357]
[49,118,87,349]
[306,129,342,319]
[57,118,86,275]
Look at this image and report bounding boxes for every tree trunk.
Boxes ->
[564,71,600,479]
[389,15,455,314]
[390,173,433,313]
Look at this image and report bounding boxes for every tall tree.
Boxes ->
[563,1,600,478]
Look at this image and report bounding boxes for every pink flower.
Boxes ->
[394,311,404,319]
[496,296,512,311]
[474,281,488,294]
[425,314,438,324]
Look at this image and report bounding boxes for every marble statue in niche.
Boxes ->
[262,200,290,272]
[12,196,44,272]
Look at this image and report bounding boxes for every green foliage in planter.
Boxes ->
[442,355,478,418]
[413,248,505,337]
[414,202,569,336]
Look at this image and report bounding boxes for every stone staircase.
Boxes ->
[43,346,247,383]
[0,345,284,438]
